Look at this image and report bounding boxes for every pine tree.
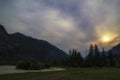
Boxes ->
[86,44,94,67]
[77,52,84,66]
[68,49,83,67]
[94,44,101,67]
[100,48,108,67]
[108,50,115,67]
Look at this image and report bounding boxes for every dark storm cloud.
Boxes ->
[0,0,120,56]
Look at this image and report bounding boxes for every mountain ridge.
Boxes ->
[111,43,120,54]
[0,25,68,65]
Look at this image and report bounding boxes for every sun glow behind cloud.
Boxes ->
[96,23,119,45]
[101,35,113,43]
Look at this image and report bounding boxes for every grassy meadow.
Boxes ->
[0,68,120,80]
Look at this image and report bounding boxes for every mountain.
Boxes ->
[111,43,120,54]
[0,25,9,41]
[0,25,68,65]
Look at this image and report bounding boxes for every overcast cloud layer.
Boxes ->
[0,0,120,56]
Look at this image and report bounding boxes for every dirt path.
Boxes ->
[0,66,65,75]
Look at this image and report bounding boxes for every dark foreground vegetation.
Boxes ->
[16,59,50,70]
[15,44,120,70]
[0,68,120,80]
[65,44,120,68]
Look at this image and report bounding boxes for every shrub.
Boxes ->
[16,59,51,70]
[44,63,50,68]
[16,59,44,70]
[16,60,30,70]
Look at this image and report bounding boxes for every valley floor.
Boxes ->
[0,67,120,80]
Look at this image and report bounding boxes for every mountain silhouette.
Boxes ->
[0,25,68,64]
[111,43,120,54]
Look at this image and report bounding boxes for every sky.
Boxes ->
[0,0,120,56]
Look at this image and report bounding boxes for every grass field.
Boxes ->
[0,68,120,80]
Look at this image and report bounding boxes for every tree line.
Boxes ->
[65,44,120,67]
